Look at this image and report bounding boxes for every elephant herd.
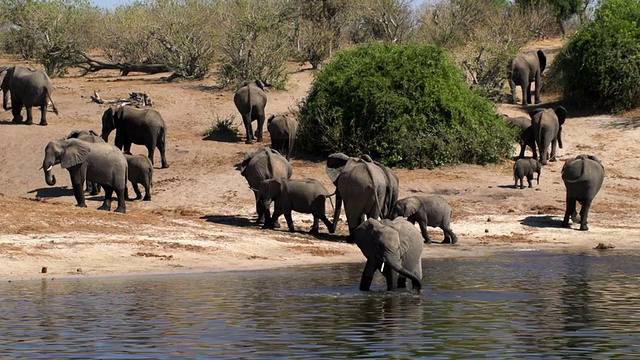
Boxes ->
[240,147,458,292]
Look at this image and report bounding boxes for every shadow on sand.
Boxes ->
[520,215,564,229]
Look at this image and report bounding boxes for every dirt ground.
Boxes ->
[1,41,639,281]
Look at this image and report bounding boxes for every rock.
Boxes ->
[594,243,615,250]
[41,266,48,274]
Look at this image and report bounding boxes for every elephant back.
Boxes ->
[241,147,292,189]
[562,155,605,184]
[339,159,387,215]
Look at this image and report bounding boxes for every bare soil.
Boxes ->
[1,41,639,281]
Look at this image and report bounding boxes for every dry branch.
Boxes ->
[90,91,154,107]
[76,52,171,76]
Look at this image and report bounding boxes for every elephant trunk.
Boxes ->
[44,167,56,186]
[384,256,422,291]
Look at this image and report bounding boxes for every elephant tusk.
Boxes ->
[380,262,385,272]
[46,165,53,172]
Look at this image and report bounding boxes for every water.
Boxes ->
[1,251,640,359]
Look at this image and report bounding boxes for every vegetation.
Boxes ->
[552,0,640,112]
[296,43,518,168]
[203,114,239,139]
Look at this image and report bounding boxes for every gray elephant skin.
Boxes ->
[561,154,605,231]
[234,80,267,144]
[390,195,458,244]
[1,65,58,125]
[513,158,541,189]
[101,106,169,168]
[353,218,423,292]
[504,115,536,159]
[43,138,128,213]
[124,153,153,201]
[531,106,567,165]
[508,49,546,106]
[240,146,292,224]
[267,114,298,160]
[66,129,105,195]
[259,178,334,233]
[326,153,399,243]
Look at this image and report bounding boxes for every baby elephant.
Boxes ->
[259,178,334,233]
[513,158,541,189]
[390,195,458,244]
[124,153,153,201]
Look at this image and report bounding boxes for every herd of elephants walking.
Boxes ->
[1,48,605,291]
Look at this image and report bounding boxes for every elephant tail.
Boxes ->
[46,89,59,116]
[324,190,337,213]
[562,158,587,183]
[363,161,383,220]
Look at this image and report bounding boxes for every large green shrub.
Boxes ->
[552,0,640,112]
[296,42,517,168]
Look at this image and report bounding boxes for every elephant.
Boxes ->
[42,138,128,213]
[504,115,536,159]
[234,80,267,144]
[65,129,105,195]
[259,178,334,233]
[326,153,399,243]
[530,106,567,165]
[101,106,169,169]
[124,153,153,201]
[353,218,423,292]
[240,146,292,225]
[0,65,58,125]
[267,114,298,160]
[389,195,458,245]
[561,154,605,231]
[508,49,546,106]
[513,158,541,189]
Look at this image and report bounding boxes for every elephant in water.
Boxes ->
[42,138,128,213]
[0,65,59,125]
[240,146,292,225]
[326,153,399,242]
[101,106,169,169]
[508,49,546,106]
[531,106,567,165]
[561,154,605,231]
[354,218,423,292]
[234,80,267,144]
[389,195,458,244]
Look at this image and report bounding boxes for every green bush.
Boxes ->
[296,42,517,168]
[552,0,640,112]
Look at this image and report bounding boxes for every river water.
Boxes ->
[1,251,639,359]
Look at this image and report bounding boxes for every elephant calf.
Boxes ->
[259,178,334,233]
[124,153,153,201]
[561,154,605,231]
[513,158,541,189]
[354,218,423,292]
[390,195,458,244]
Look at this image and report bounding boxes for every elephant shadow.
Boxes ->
[0,119,23,125]
[520,215,565,228]
[201,214,256,227]
[28,187,107,202]
[202,132,242,143]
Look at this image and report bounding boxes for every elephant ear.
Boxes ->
[114,105,126,122]
[89,129,99,136]
[254,80,266,91]
[102,107,115,127]
[402,197,420,218]
[537,50,547,74]
[326,153,350,183]
[61,140,91,169]
[267,114,275,125]
[555,106,567,126]
[66,130,82,139]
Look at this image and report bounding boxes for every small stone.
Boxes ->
[484,229,489,233]
[77,268,82,273]
[487,217,492,222]
[508,209,515,213]
[41,266,48,274]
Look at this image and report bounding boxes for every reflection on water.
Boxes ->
[1,251,640,358]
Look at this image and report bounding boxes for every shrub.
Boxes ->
[551,0,640,112]
[202,114,240,141]
[296,42,517,168]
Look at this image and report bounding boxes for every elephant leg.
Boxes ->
[518,143,526,159]
[310,215,320,234]
[509,79,518,104]
[549,139,558,162]
[143,182,151,201]
[25,106,35,125]
[534,73,542,104]
[284,212,295,233]
[157,140,169,169]
[525,83,532,106]
[256,114,265,142]
[98,186,113,211]
[442,225,459,245]
[11,97,23,123]
[319,215,334,233]
[331,192,342,234]
[113,187,126,213]
[384,266,399,291]
[562,194,576,228]
[253,191,264,224]
[397,276,407,288]
[72,182,87,208]
[125,186,131,201]
[414,214,431,244]
[39,103,47,126]
[527,174,534,188]
[242,114,254,144]
[578,199,592,231]
[359,260,377,291]
[132,183,143,200]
